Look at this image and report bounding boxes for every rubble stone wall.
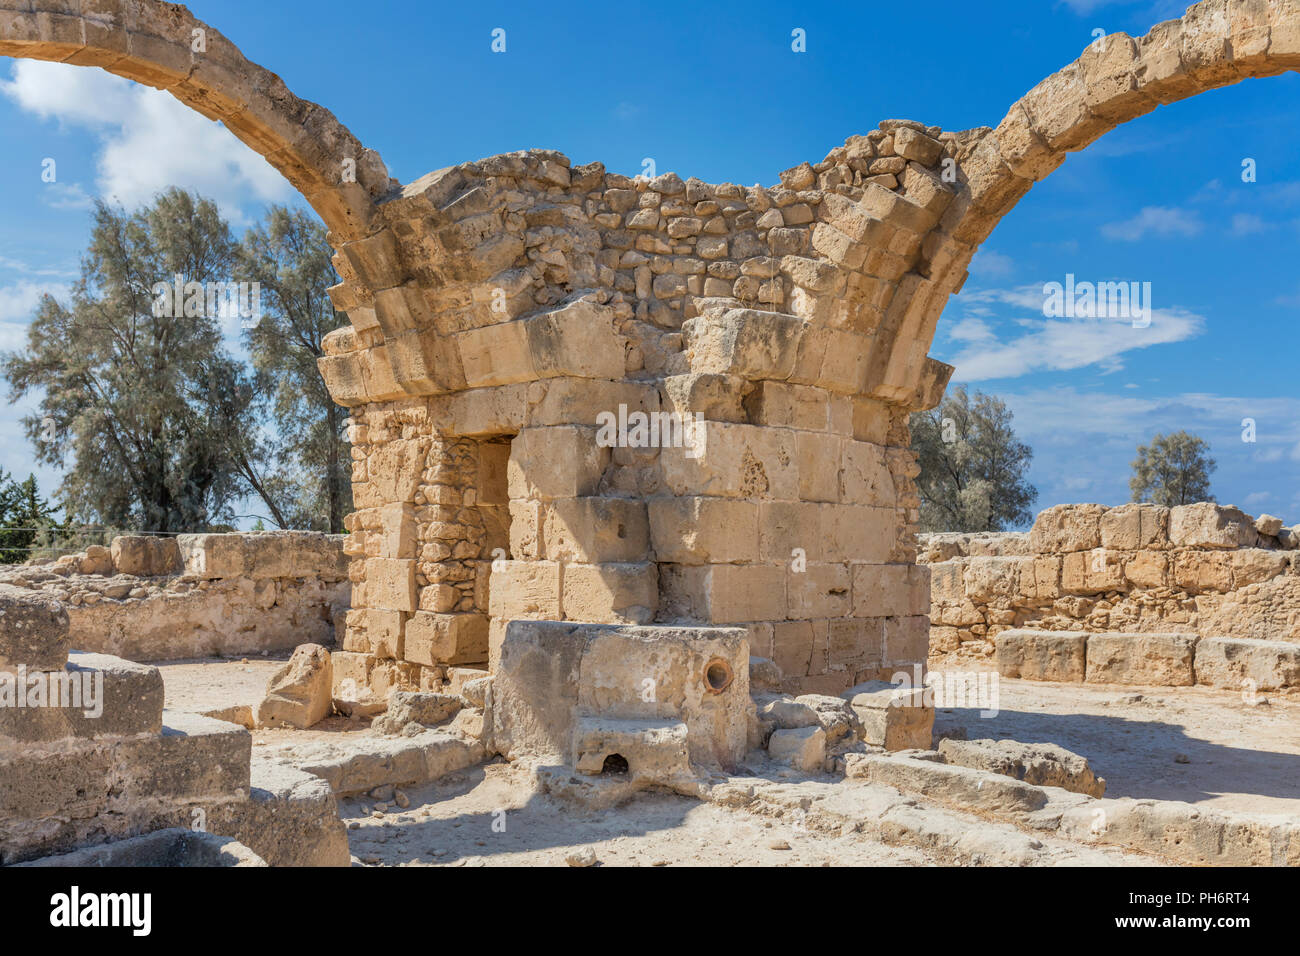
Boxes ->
[0,533,349,661]
[920,503,1300,667]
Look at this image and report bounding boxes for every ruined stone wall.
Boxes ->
[315,127,966,701]
[921,502,1300,666]
[0,533,348,661]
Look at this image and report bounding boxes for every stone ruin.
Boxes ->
[4,0,1300,867]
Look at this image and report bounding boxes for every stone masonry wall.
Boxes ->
[920,502,1300,667]
[318,129,962,701]
[0,532,349,661]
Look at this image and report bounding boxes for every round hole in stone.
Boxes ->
[601,753,629,775]
[704,658,734,694]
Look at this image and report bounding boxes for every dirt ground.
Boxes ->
[938,674,1300,816]
[338,761,937,867]
[154,656,1300,865]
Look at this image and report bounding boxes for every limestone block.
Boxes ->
[843,681,933,751]
[508,427,610,500]
[796,430,841,502]
[110,535,182,576]
[852,563,928,617]
[828,617,885,671]
[543,497,650,563]
[372,691,462,734]
[524,296,626,381]
[683,308,803,380]
[561,562,658,625]
[1124,550,1168,588]
[0,585,69,673]
[936,738,1105,797]
[963,555,1029,602]
[840,439,895,506]
[787,563,851,619]
[821,505,896,563]
[767,725,826,772]
[1230,549,1288,588]
[0,652,163,743]
[256,644,333,729]
[1099,503,1169,550]
[995,629,1088,682]
[884,615,930,666]
[572,716,693,784]
[1085,632,1197,686]
[1172,550,1232,592]
[405,612,488,667]
[648,497,759,564]
[660,421,797,500]
[1194,637,1300,692]
[491,620,750,770]
[1061,549,1125,594]
[378,502,416,559]
[485,557,562,620]
[367,558,417,612]
[1169,503,1258,549]
[1255,513,1284,537]
[744,381,829,430]
[685,564,788,624]
[365,608,405,659]
[1028,503,1105,552]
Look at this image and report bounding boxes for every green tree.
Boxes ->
[1129,430,1215,506]
[236,205,352,532]
[0,470,58,564]
[910,385,1037,532]
[1,189,260,532]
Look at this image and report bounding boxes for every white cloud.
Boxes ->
[968,248,1015,278]
[939,285,1204,382]
[0,280,67,352]
[0,60,291,224]
[1100,205,1204,241]
[1229,212,1269,237]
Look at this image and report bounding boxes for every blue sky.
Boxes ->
[1,0,1298,527]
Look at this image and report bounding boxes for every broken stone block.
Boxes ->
[0,585,70,673]
[937,738,1106,797]
[1085,632,1197,686]
[793,693,859,743]
[110,535,182,576]
[1255,514,1284,537]
[749,656,783,692]
[995,629,1088,682]
[767,725,826,772]
[256,644,333,729]
[843,681,933,751]
[372,691,462,735]
[1168,503,1258,549]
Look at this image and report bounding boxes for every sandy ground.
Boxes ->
[338,761,937,867]
[157,655,288,713]
[155,657,1300,828]
[937,674,1300,816]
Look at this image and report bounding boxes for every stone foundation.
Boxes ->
[0,532,349,661]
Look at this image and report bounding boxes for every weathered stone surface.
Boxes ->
[937,738,1105,797]
[843,680,933,751]
[767,725,826,772]
[0,585,69,673]
[1194,637,1300,692]
[1085,632,1197,686]
[256,644,334,729]
[995,630,1088,682]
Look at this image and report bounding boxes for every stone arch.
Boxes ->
[0,0,393,243]
[876,0,1300,406]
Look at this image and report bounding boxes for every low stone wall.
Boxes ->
[0,532,349,661]
[920,503,1300,671]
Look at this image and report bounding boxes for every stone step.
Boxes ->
[0,652,164,744]
[0,711,250,865]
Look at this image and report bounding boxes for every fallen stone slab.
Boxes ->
[937,738,1105,797]
[1058,797,1300,867]
[290,727,485,796]
[372,690,462,735]
[844,752,1048,814]
[1194,637,1300,692]
[1085,632,1197,687]
[995,630,1087,682]
[767,725,827,772]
